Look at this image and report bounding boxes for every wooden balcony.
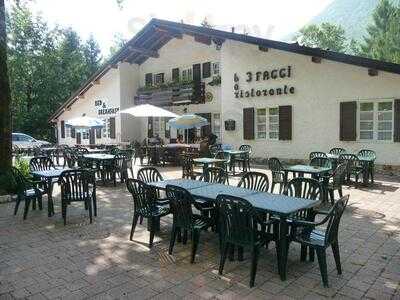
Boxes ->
[134,82,205,106]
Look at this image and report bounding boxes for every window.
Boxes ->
[269,108,279,140]
[377,102,393,141]
[82,130,89,140]
[212,113,221,139]
[359,102,374,140]
[182,68,193,82]
[102,118,112,138]
[212,62,220,75]
[359,101,393,141]
[66,127,71,138]
[154,73,164,85]
[256,109,266,139]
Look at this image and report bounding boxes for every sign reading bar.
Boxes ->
[95,100,120,115]
[234,66,295,99]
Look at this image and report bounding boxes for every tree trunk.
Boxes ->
[0,0,12,171]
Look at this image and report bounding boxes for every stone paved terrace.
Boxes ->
[1,164,400,300]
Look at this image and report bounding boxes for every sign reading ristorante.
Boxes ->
[234,66,295,98]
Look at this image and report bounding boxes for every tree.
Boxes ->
[200,17,214,28]
[83,34,102,75]
[0,0,12,185]
[361,0,400,63]
[108,32,127,57]
[296,22,348,52]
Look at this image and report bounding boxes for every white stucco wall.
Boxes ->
[56,68,121,146]
[220,40,400,165]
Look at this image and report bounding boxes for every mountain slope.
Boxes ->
[309,0,380,41]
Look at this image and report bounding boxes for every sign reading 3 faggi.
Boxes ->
[95,100,120,115]
[234,66,295,99]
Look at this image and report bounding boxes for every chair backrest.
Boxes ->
[237,172,270,192]
[137,167,163,183]
[329,148,346,155]
[114,154,127,169]
[268,157,283,172]
[284,177,321,200]
[202,167,228,184]
[166,185,194,230]
[339,153,360,172]
[357,149,376,160]
[309,151,327,160]
[11,167,26,194]
[209,144,222,157]
[215,151,230,162]
[126,179,155,216]
[324,195,349,245]
[216,194,258,246]
[29,156,56,171]
[239,144,252,154]
[63,149,79,168]
[310,157,332,169]
[331,163,348,187]
[181,154,194,179]
[58,169,91,202]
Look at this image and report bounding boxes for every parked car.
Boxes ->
[12,133,51,149]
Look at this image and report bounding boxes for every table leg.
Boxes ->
[362,161,369,186]
[277,216,289,281]
[47,178,54,217]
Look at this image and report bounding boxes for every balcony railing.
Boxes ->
[134,81,205,106]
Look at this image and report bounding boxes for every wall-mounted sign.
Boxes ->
[234,66,295,99]
[224,119,236,131]
[95,100,120,115]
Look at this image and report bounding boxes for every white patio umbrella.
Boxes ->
[119,104,178,118]
[168,114,209,142]
[65,116,104,129]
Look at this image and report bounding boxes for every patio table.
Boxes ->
[193,157,227,175]
[241,192,321,281]
[86,148,109,154]
[147,179,320,282]
[83,154,115,160]
[283,164,331,201]
[222,150,248,175]
[326,153,375,184]
[30,168,71,217]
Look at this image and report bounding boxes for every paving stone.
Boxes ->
[0,165,399,299]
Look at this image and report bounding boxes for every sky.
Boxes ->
[25,0,334,55]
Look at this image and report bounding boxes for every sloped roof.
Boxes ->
[50,18,400,121]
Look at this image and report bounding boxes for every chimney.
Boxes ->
[231,26,235,33]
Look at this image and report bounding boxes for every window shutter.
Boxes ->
[340,101,357,141]
[193,64,201,82]
[243,108,255,140]
[145,73,153,86]
[148,117,153,138]
[202,62,211,78]
[71,127,76,138]
[172,68,180,82]
[394,99,400,142]
[109,117,116,139]
[279,105,292,140]
[96,128,102,139]
[61,121,65,138]
[164,118,171,138]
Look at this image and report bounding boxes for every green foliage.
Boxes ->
[0,169,15,195]
[360,0,400,63]
[14,156,30,178]
[7,4,102,141]
[108,32,127,58]
[296,22,348,52]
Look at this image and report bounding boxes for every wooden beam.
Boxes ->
[311,56,322,63]
[368,68,378,76]
[127,35,171,64]
[93,79,100,85]
[128,46,159,58]
[194,34,211,45]
[154,26,183,39]
[78,94,85,99]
